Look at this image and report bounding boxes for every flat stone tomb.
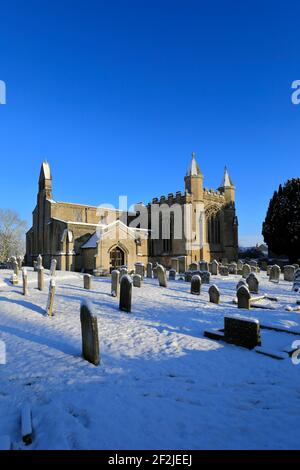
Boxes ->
[204,315,261,350]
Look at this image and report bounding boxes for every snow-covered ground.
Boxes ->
[0,268,300,450]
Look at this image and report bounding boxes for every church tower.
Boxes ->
[38,161,52,200]
[218,166,235,203]
[184,152,203,200]
[35,161,52,260]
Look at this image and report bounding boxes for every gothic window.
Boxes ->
[206,207,221,245]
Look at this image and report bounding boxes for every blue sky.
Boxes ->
[0,0,299,246]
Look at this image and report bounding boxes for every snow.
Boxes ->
[0,268,300,450]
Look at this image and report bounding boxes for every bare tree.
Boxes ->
[0,209,27,262]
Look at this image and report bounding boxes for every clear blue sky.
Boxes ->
[0,0,299,246]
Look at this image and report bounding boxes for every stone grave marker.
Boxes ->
[46,279,56,316]
[37,254,43,270]
[119,267,128,282]
[169,269,176,280]
[246,272,259,294]
[171,258,179,272]
[146,262,153,278]
[242,264,251,278]
[22,268,28,296]
[219,265,229,276]
[209,284,220,304]
[210,260,219,275]
[111,269,120,297]
[38,267,44,291]
[237,285,251,309]
[189,262,198,271]
[80,299,100,366]
[199,261,208,272]
[200,271,210,284]
[152,266,158,279]
[224,315,261,349]
[269,264,280,283]
[178,256,187,273]
[284,265,295,282]
[228,262,237,275]
[236,279,247,291]
[11,273,18,285]
[191,275,201,295]
[50,258,57,277]
[119,274,133,313]
[133,274,142,287]
[134,262,145,280]
[157,264,167,287]
[84,274,92,290]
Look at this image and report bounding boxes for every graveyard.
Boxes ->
[0,262,300,450]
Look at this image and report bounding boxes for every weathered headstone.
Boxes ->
[146,262,153,279]
[38,267,44,291]
[119,267,128,282]
[191,275,201,295]
[178,256,187,273]
[269,264,280,283]
[22,268,28,296]
[119,274,133,312]
[210,259,219,275]
[219,265,229,276]
[46,279,56,316]
[236,279,247,291]
[185,271,192,282]
[228,262,237,275]
[169,269,176,280]
[12,260,19,277]
[242,264,251,278]
[134,262,145,280]
[152,266,158,279]
[189,262,198,271]
[133,274,142,287]
[209,284,220,304]
[50,258,57,277]
[80,300,100,365]
[237,285,251,309]
[11,273,18,285]
[111,269,120,297]
[171,258,179,272]
[246,272,259,294]
[284,265,295,282]
[200,271,210,284]
[84,274,92,290]
[224,315,261,349]
[199,261,208,272]
[292,268,300,292]
[157,264,167,287]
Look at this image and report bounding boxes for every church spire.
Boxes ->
[186,152,202,176]
[38,160,52,198]
[220,166,234,188]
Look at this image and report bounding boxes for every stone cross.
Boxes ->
[237,285,251,309]
[133,274,142,287]
[84,274,92,290]
[80,300,100,366]
[191,275,201,295]
[119,274,133,313]
[210,260,219,275]
[284,265,295,282]
[38,267,44,291]
[169,269,176,280]
[242,264,251,278]
[269,265,280,283]
[22,268,28,296]
[157,264,167,287]
[46,279,56,316]
[50,258,57,277]
[209,284,220,304]
[111,269,120,297]
[246,272,259,294]
[146,262,153,278]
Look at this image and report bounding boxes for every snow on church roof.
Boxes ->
[186,152,202,176]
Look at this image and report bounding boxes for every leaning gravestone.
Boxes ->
[133,274,142,288]
[84,274,92,290]
[269,264,280,283]
[111,270,120,297]
[169,269,176,280]
[191,275,201,295]
[200,271,210,284]
[209,284,220,304]
[146,262,153,279]
[50,258,57,277]
[22,268,28,296]
[80,300,100,366]
[242,264,251,278]
[246,272,259,294]
[157,264,167,287]
[237,285,251,309]
[199,261,208,272]
[134,262,145,280]
[292,268,300,292]
[46,279,56,316]
[219,266,229,276]
[224,315,261,349]
[210,260,219,275]
[119,274,133,312]
[284,265,295,282]
[38,267,44,291]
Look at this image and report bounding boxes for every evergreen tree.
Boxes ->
[262,178,300,262]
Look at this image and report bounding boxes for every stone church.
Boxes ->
[26,154,238,272]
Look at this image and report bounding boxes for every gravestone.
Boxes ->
[267,265,271,276]
[146,262,153,278]
[46,279,56,316]
[228,263,237,275]
[224,315,261,349]
[169,269,176,280]
[111,270,120,297]
[134,262,145,280]
[219,266,229,276]
[33,261,38,272]
[269,264,280,283]
[80,300,100,366]
[11,273,18,285]
[189,262,198,271]
[191,275,201,295]
[246,272,259,293]
[237,260,243,275]
[171,258,179,272]
[133,274,142,287]
[22,268,28,296]
[284,265,295,282]
[210,260,219,275]
[199,271,210,284]
[152,266,158,279]
[119,267,128,282]
[237,285,251,309]
[178,256,187,273]
[249,260,257,268]
[84,274,92,290]
[157,264,167,287]
[38,267,44,291]
[50,258,57,277]
[12,260,19,277]
[236,279,247,291]
[292,268,300,292]
[199,261,208,272]
[209,284,220,304]
[119,274,133,312]
[185,271,192,282]
[242,264,251,278]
